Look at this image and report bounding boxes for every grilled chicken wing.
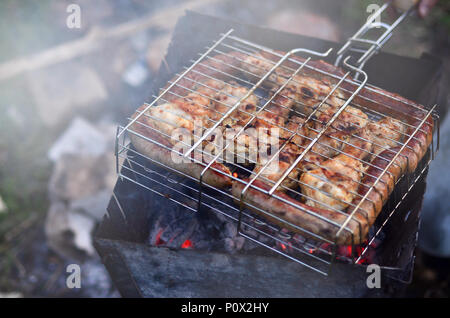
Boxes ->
[251,116,307,189]
[299,129,372,210]
[300,125,350,170]
[143,80,262,164]
[251,114,357,191]
[211,81,259,124]
[207,80,296,167]
[298,114,407,211]
[240,54,369,131]
[129,84,234,188]
[365,117,406,159]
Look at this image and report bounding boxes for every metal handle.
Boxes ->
[335,0,417,77]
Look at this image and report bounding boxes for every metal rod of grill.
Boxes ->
[335,0,416,72]
[336,104,437,240]
[118,29,234,139]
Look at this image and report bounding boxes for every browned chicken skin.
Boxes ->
[144,55,409,210]
[240,54,369,133]
[130,49,432,246]
[299,129,372,210]
[252,116,307,190]
[365,117,406,160]
[299,116,406,211]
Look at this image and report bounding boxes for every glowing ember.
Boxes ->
[181,239,193,249]
[155,228,166,246]
[277,236,376,264]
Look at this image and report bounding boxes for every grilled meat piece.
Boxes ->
[299,129,372,210]
[130,79,261,188]
[299,116,407,211]
[129,48,434,245]
[300,124,350,170]
[211,81,259,124]
[250,116,307,190]
[240,54,369,133]
[365,116,406,159]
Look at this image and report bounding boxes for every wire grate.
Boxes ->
[115,2,439,275]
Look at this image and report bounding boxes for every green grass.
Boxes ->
[0,76,52,292]
[0,1,81,291]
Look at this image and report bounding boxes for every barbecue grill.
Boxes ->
[95,3,442,297]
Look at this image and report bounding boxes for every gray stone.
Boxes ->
[223,237,235,253]
[45,201,96,259]
[48,117,110,162]
[224,222,237,238]
[28,63,108,126]
[0,196,6,214]
[48,153,115,202]
[70,189,110,221]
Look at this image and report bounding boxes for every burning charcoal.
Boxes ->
[242,239,259,251]
[240,225,258,238]
[293,234,306,245]
[148,213,197,248]
[190,239,208,250]
[233,236,245,251]
[161,217,198,249]
[224,222,237,239]
[254,233,273,246]
[209,210,231,225]
[223,238,235,253]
